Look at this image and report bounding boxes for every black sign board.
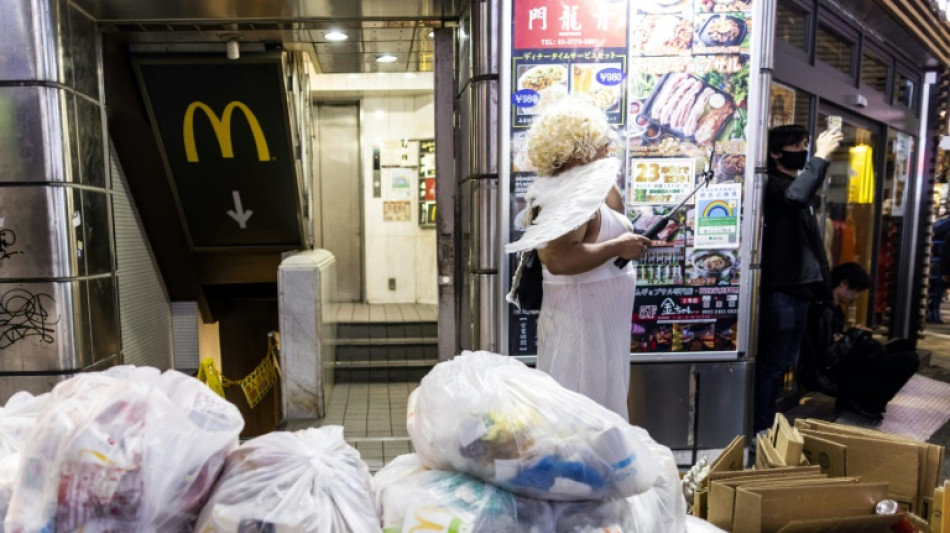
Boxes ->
[135,56,302,249]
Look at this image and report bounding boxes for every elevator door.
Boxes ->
[316,103,362,302]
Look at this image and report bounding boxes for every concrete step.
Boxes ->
[334,366,433,383]
[335,342,437,364]
[336,322,437,341]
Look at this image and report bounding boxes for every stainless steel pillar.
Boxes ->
[0,0,119,400]
[460,0,500,352]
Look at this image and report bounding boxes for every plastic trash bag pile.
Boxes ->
[374,350,687,533]
[3,366,245,532]
[195,426,380,532]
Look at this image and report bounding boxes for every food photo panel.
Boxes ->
[692,12,752,55]
[695,0,753,14]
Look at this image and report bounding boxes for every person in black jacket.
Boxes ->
[753,124,842,433]
[799,263,919,421]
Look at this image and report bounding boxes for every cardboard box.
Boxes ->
[707,474,831,530]
[795,418,943,510]
[773,414,804,467]
[756,431,787,469]
[732,481,889,533]
[932,486,944,533]
[701,467,822,526]
[692,435,747,519]
[777,513,929,533]
[800,431,847,477]
[710,435,746,473]
[795,419,944,513]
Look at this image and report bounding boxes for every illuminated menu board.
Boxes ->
[507,0,753,357]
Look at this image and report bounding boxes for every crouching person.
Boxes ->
[798,262,919,421]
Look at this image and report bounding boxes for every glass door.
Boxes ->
[816,107,882,328]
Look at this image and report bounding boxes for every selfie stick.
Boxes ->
[615,148,716,269]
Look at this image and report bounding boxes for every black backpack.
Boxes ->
[516,250,543,311]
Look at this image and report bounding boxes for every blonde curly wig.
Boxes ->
[527,96,611,176]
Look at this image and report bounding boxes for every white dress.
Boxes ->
[538,203,636,419]
[505,158,636,419]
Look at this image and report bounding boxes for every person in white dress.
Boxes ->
[506,97,650,419]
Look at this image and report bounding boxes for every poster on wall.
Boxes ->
[769,81,796,129]
[383,201,412,222]
[418,139,437,227]
[630,285,739,353]
[627,158,695,204]
[693,183,741,248]
[506,0,752,357]
[388,168,415,199]
[621,0,751,356]
[508,0,630,356]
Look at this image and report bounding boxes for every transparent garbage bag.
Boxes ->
[684,515,728,533]
[195,426,380,533]
[0,392,49,531]
[374,454,638,533]
[625,429,687,533]
[407,351,662,501]
[4,366,244,533]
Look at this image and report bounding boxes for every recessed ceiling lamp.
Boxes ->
[376,54,398,63]
[325,30,348,41]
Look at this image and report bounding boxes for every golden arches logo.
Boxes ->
[183,101,271,162]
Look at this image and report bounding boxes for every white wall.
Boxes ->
[360,94,437,304]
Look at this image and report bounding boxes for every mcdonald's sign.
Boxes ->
[183,101,272,163]
[135,57,302,248]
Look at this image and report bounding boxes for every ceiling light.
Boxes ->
[325,30,348,42]
[376,54,398,63]
[428,30,434,38]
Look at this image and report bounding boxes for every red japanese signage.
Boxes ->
[514,0,627,49]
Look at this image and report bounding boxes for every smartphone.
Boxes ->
[827,115,842,134]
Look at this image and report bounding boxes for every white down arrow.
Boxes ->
[226,190,254,229]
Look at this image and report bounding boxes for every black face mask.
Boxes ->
[779,150,808,171]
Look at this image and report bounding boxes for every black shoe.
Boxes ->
[835,398,884,422]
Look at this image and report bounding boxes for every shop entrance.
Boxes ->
[814,106,918,336]
[816,106,881,328]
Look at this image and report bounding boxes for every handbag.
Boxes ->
[516,249,543,311]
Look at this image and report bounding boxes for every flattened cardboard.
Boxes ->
[693,487,708,519]
[924,492,937,533]
[777,513,928,533]
[710,435,746,473]
[800,430,847,477]
[756,432,787,469]
[942,480,949,533]
[708,465,822,483]
[798,429,920,503]
[707,475,829,530]
[731,481,889,533]
[797,418,944,511]
[699,467,821,526]
[774,413,804,466]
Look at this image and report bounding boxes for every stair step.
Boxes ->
[333,337,437,346]
[333,359,437,369]
[336,343,437,363]
[337,322,437,341]
[334,367,433,383]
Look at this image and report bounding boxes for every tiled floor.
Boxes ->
[284,380,418,472]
